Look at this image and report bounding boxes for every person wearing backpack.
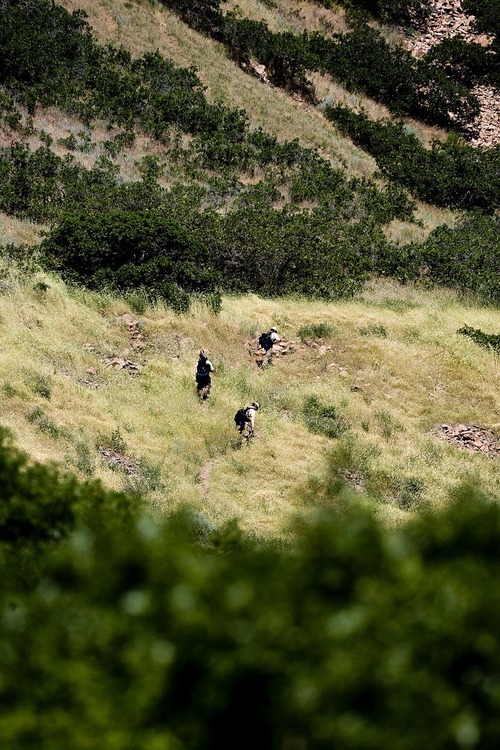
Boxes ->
[234,402,259,436]
[258,327,279,353]
[195,350,214,400]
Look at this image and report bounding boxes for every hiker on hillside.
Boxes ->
[234,402,260,437]
[195,350,214,400]
[257,327,280,367]
[258,327,280,353]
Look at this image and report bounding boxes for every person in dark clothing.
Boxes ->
[196,350,215,400]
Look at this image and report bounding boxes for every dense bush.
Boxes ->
[418,214,500,302]
[312,0,432,25]
[427,36,500,89]
[324,105,500,211]
[0,0,100,111]
[377,213,500,303]
[42,211,221,311]
[1,445,500,747]
[210,201,387,299]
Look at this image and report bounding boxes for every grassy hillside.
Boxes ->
[0,0,498,537]
[1,259,498,536]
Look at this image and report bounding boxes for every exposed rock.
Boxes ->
[122,312,145,350]
[246,336,297,366]
[98,446,142,477]
[403,0,499,148]
[104,356,142,373]
[431,423,500,458]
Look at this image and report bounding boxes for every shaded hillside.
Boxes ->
[1,0,498,310]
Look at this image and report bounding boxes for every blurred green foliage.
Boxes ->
[1,426,500,748]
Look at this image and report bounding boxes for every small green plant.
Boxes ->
[122,457,165,496]
[28,373,52,400]
[297,322,334,341]
[58,133,78,151]
[374,410,404,440]
[395,476,427,511]
[2,383,17,398]
[302,395,349,439]
[359,323,387,338]
[27,407,66,440]
[75,442,94,477]
[457,325,500,354]
[32,280,49,298]
[111,428,128,455]
[127,290,148,315]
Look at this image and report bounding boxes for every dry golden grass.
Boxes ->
[0,213,47,246]
[384,204,458,245]
[222,0,350,35]
[57,0,379,178]
[0,265,497,538]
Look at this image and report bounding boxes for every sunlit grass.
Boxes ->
[0,265,498,538]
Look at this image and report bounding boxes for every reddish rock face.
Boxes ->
[403,0,499,148]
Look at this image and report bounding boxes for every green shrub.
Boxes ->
[27,373,51,400]
[303,395,350,439]
[395,476,427,510]
[458,325,500,353]
[359,323,387,338]
[41,210,221,310]
[75,441,94,477]
[297,322,335,340]
[324,105,499,212]
[417,214,500,304]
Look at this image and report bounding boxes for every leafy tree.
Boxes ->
[41,210,221,311]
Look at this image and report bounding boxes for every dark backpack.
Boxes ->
[234,407,249,426]
[197,359,210,377]
[259,332,273,350]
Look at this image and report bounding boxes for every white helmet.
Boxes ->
[252,402,260,410]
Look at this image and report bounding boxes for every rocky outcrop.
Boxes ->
[431,423,500,458]
[403,0,499,147]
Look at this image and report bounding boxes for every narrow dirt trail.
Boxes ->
[197,459,214,499]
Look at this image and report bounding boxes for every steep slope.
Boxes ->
[0,262,498,536]
[0,0,498,536]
